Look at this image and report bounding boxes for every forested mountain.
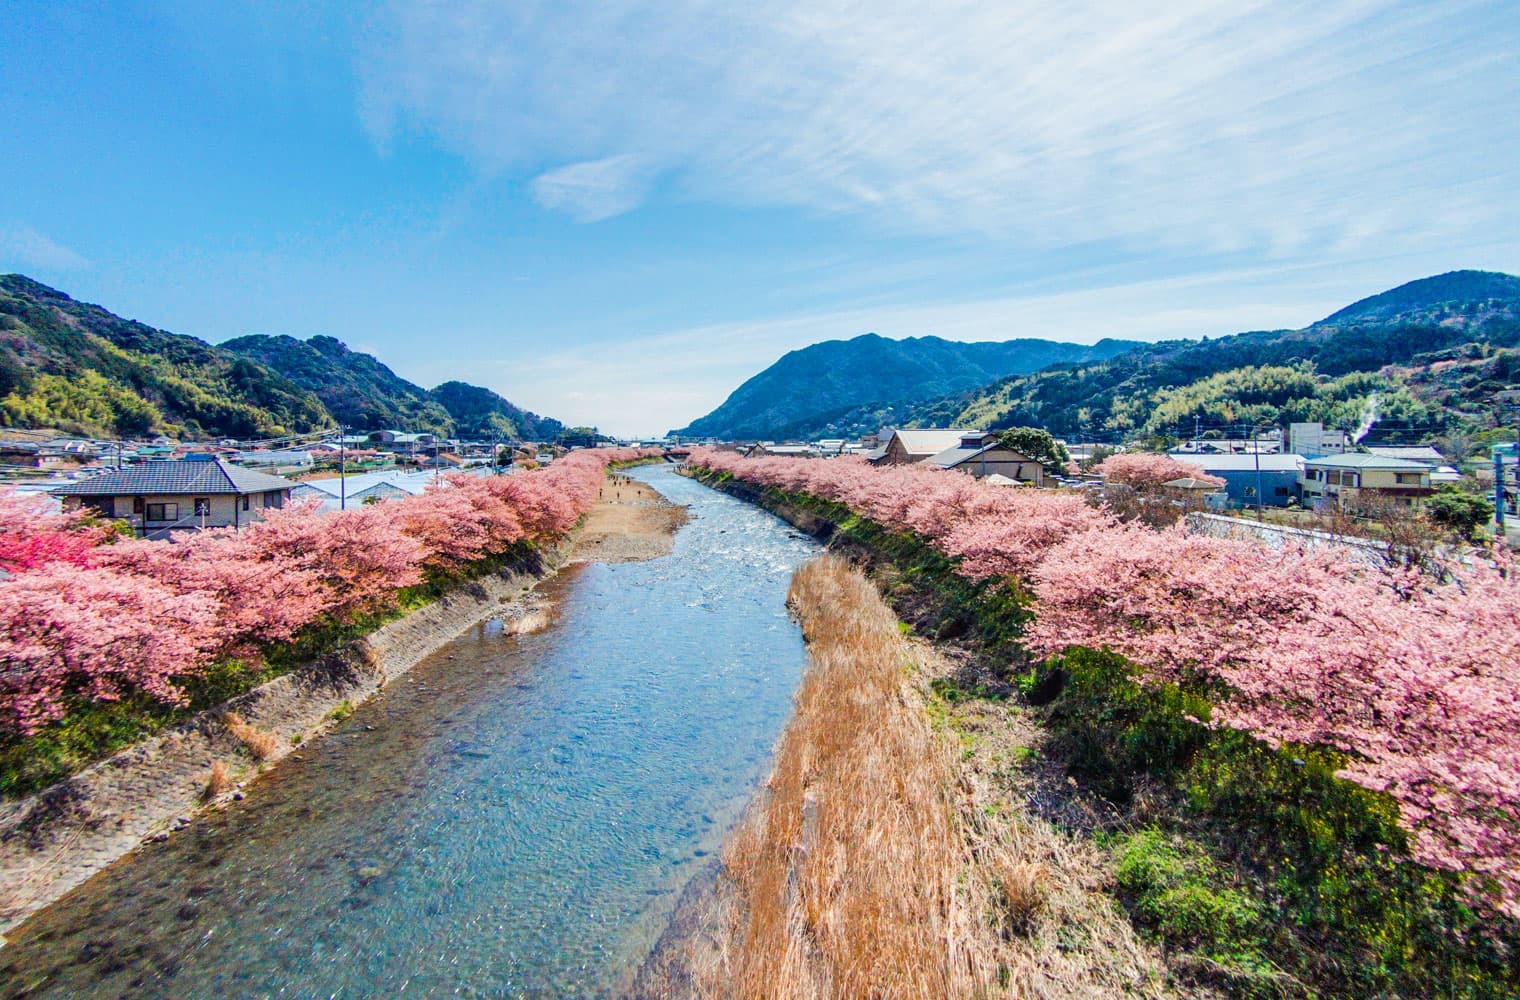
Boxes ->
[0,275,561,441]
[0,275,331,438]
[673,333,1140,439]
[1321,270,1520,323]
[220,334,455,435]
[893,270,1520,451]
[222,336,561,441]
[430,380,563,441]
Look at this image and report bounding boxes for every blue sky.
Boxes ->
[2,1,1517,436]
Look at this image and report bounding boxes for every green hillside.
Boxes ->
[897,270,1520,451]
[430,380,562,441]
[673,333,1140,439]
[0,275,564,442]
[221,336,562,441]
[0,275,332,438]
[221,334,455,435]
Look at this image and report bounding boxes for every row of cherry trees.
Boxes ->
[0,449,657,734]
[689,447,1520,918]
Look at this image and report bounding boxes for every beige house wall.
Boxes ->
[78,491,288,533]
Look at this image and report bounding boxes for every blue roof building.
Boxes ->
[1170,453,1305,508]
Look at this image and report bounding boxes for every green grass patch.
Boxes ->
[1052,646,1519,999]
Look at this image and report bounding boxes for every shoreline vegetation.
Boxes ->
[0,454,679,941]
[669,554,1172,999]
[675,458,1519,999]
[0,451,664,799]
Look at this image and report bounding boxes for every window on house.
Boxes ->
[1275,486,1292,496]
[242,495,250,511]
[263,491,279,508]
[132,496,145,514]
[146,502,178,522]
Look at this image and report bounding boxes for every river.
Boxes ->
[0,465,818,998]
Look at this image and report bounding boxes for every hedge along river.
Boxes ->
[0,465,819,998]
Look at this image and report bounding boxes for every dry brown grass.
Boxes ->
[686,554,1179,1000]
[690,554,997,999]
[202,759,232,800]
[222,712,280,762]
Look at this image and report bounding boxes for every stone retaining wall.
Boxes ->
[0,544,567,940]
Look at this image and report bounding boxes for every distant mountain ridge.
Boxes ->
[222,335,563,441]
[896,269,1520,445]
[0,275,560,441]
[1321,270,1520,324]
[673,333,1141,439]
[221,334,452,434]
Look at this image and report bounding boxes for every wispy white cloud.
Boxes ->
[0,225,91,272]
[357,0,1519,254]
[449,262,1376,436]
[530,154,654,222]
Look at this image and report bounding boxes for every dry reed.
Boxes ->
[223,711,280,762]
[202,759,232,800]
[687,554,1174,1000]
[692,554,999,999]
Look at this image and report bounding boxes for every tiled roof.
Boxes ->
[1303,453,1430,470]
[924,442,1037,469]
[1365,446,1445,465]
[49,458,295,496]
[893,429,981,455]
[922,445,986,468]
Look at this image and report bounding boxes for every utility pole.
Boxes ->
[1496,448,1506,537]
[1194,413,1201,453]
[1497,391,1520,540]
[338,424,347,511]
[1253,424,1265,522]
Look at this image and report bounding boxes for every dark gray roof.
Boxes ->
[50,458,295,497]
[923,442,1036,469]
[923,445,988,468]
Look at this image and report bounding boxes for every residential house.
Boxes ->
[1299,454,1433,512]
[367,430,437,454]
[1171,453,1304,508]
[237,449,315,469]
[1160,477,1229,512]
[872,428,988,465]
[1364,445,1446,469]
[50,458,294,537]
[1172,432,1283,456]
[750,443,816,457]
[289,469,443,510]
[922,433,1049,485]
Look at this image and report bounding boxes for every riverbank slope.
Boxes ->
[674,554,1175,999]
[669,462,1520,999]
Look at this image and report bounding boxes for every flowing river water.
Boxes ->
[0,466,819,998]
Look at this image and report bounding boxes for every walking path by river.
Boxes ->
[0,465,819,998]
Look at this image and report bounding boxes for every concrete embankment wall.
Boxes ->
[0,544,567,940]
